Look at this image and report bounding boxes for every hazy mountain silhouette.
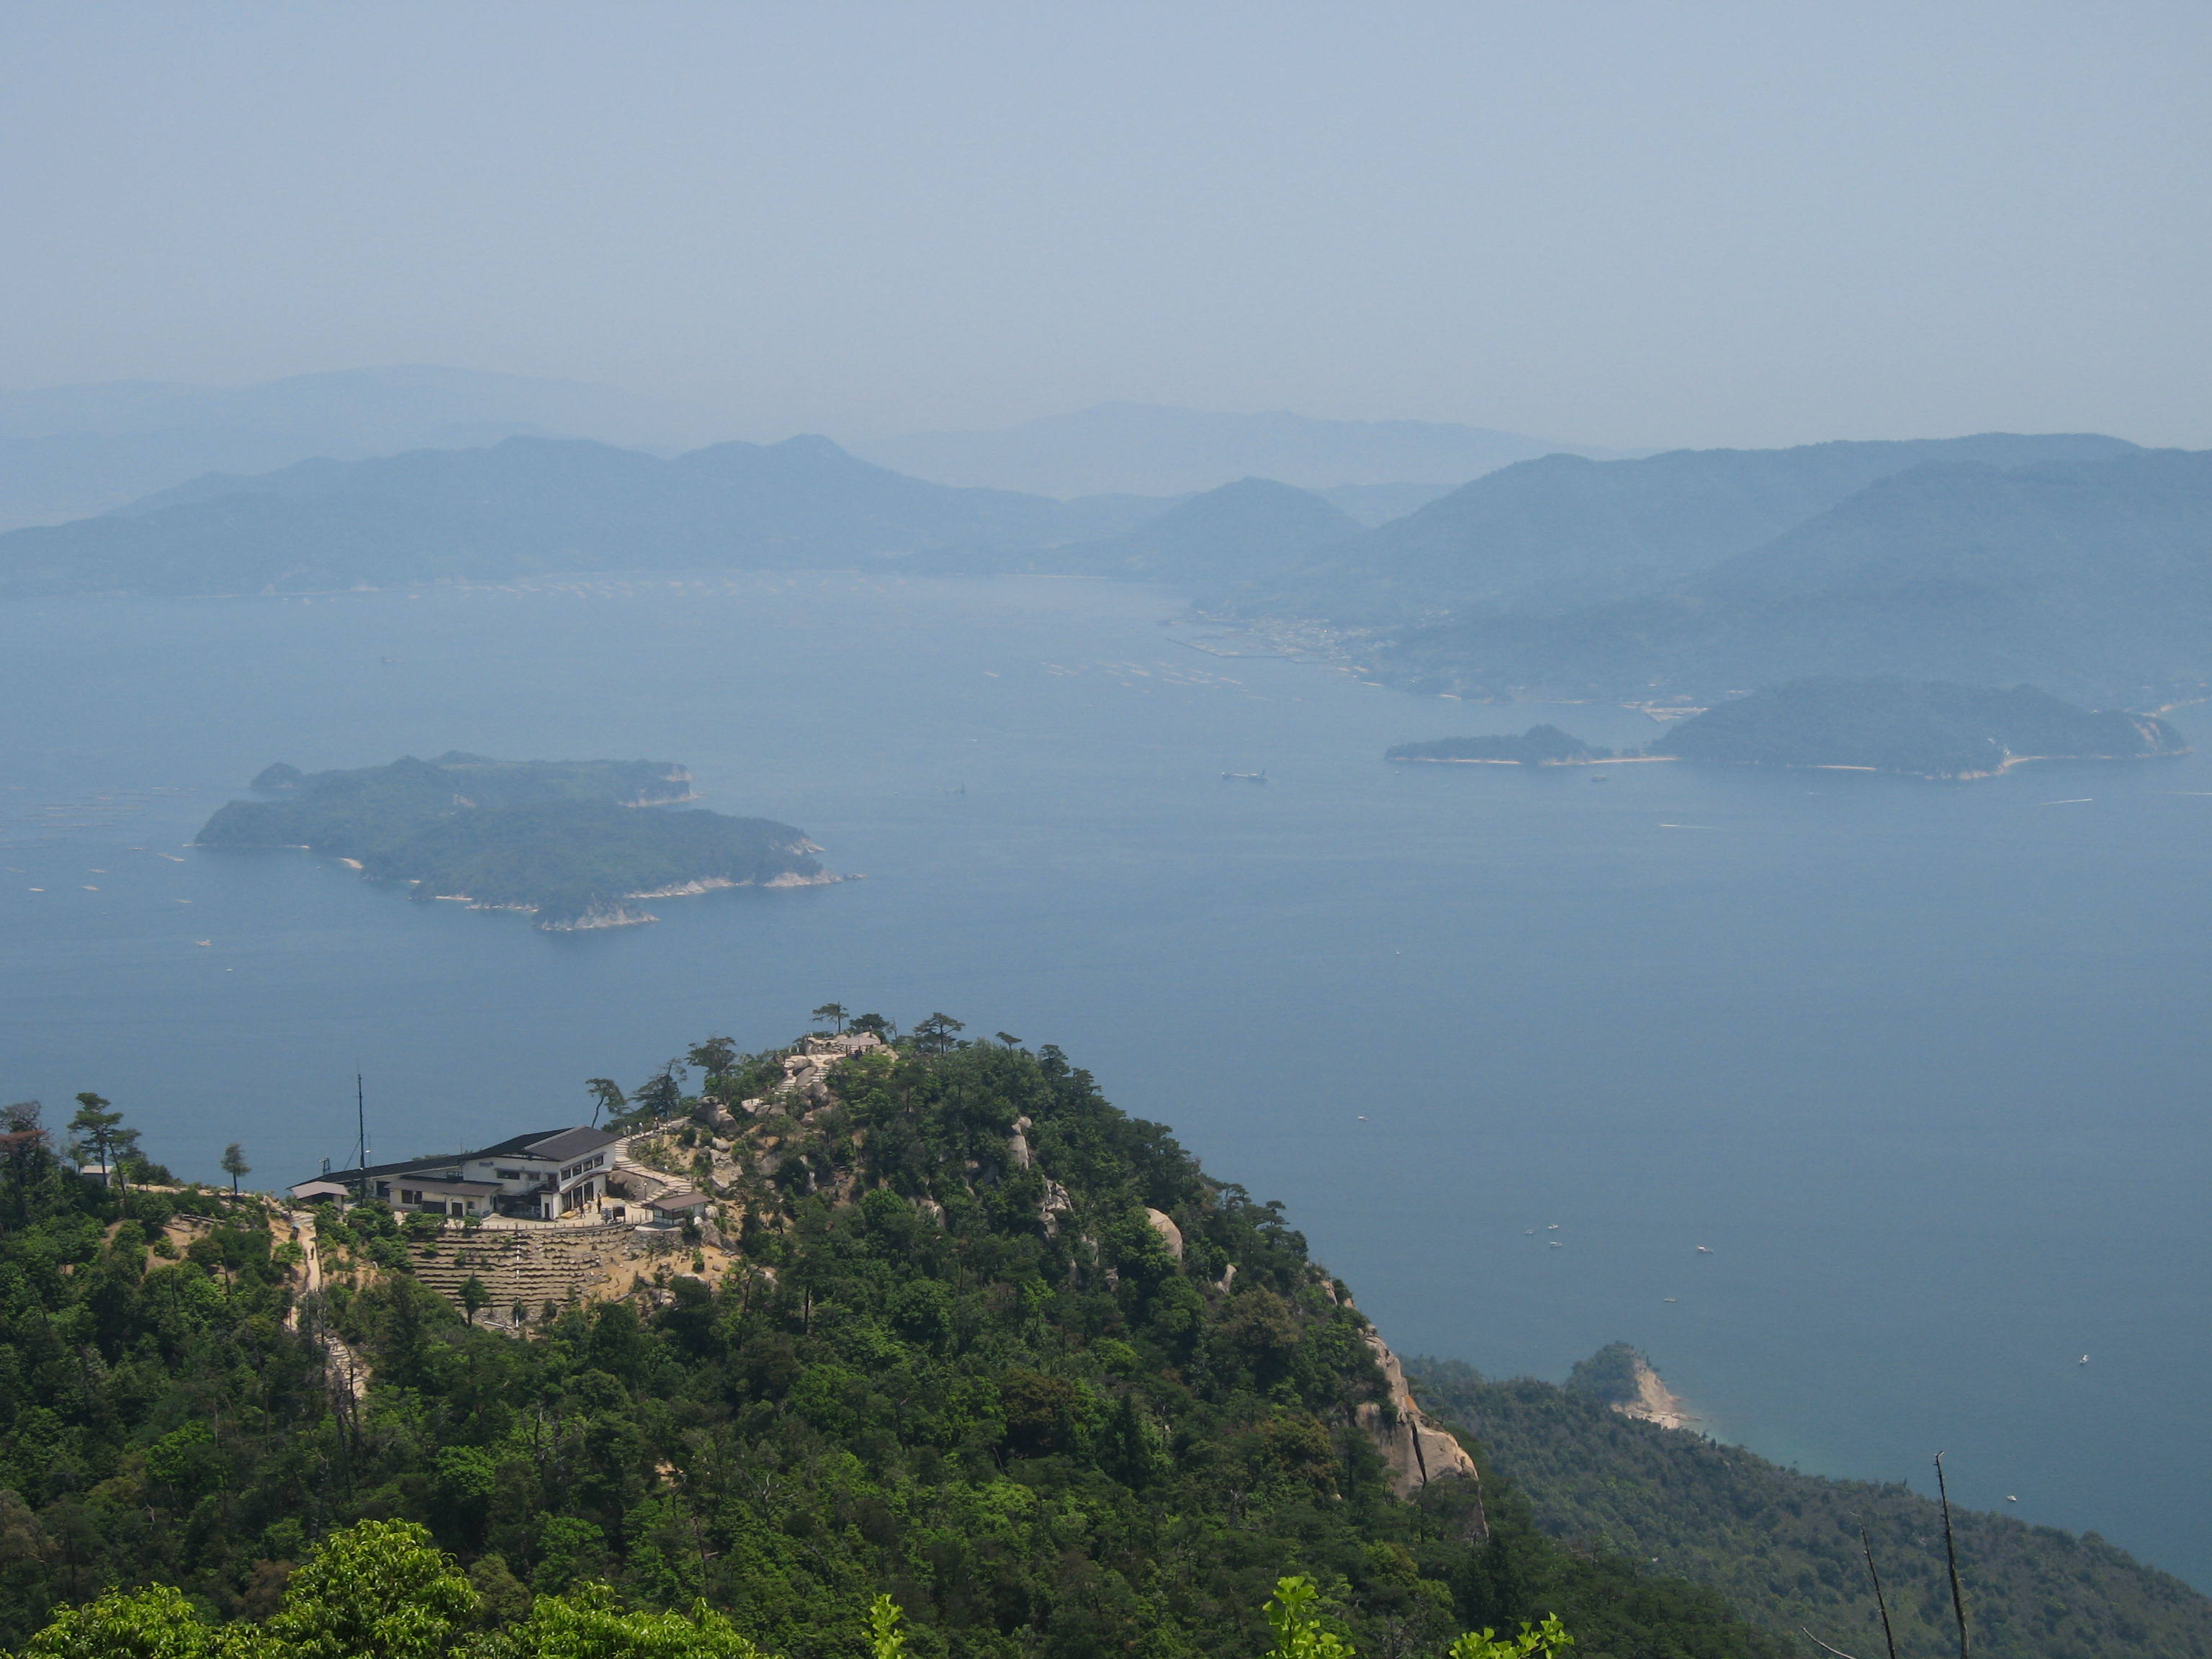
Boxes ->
[1311,481,1458,526]
[0,366,730,529]
[1047,477,1362,584]
[1375,447,2212,703]
[0,434,1163,598]
[1223,432,2144,624]
[850,401,1619,498]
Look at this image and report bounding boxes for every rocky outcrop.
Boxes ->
[1144,1208,1183,1259]
[1038,1179,1073,1236]
[740,1030,888,1115]
[1355,1328,1483,1508]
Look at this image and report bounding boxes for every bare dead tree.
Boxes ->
[1936,1451,1971,1658]
[1861,1524,1899,1659]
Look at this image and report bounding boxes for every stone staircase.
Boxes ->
[610,1149,698,1212]
[405,1223,634,1321]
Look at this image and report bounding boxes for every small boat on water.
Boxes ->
[1221,769,1268,783]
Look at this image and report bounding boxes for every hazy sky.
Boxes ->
[4,2,2208,449]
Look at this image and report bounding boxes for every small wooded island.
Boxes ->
[194,752,831,928]
[1385,725,1614,765]
[1388,680,2188,779]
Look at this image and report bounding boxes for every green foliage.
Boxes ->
[1444,1615,1573,1659]
[192,756,819,926]
[1559,1346,1642,1411]
[1262,1575,1353,1659]
[263,1521,479,1659]
[18,1585,259,1659]
[493,1583,770,1659]
[1264,1574,1571,1659]
[1407,1358,2212,1659]
[861,1596,903,1659]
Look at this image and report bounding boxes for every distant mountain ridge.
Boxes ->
[0,436,1403,599]
[1373,448,2212,703]
[1220,432,2144,624]
[0,434,1169,598]
[1043,477,1364,585]
[10,418,2205,707]
[851,400,1622,497]
[0,365,732,529]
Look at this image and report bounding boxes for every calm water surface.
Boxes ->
[4,573,2209,1584]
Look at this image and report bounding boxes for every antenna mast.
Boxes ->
[354,1072,369,1197]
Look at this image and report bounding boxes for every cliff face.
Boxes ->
[1357,1326,1484,1507]
[1613,1354,1693,1431]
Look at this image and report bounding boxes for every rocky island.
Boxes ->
[195,752,831,927]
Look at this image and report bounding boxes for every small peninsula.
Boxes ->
[1385,724,1614,765]
[195,752,831,927]
[1656,678,2187,778]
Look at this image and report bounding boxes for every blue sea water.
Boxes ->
[4,572,2210,1586]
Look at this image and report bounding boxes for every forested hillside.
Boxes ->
[0,1037,1781,1659]
[1408,1359,2212,1659]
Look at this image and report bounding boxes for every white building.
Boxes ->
[295,1125,620,1220]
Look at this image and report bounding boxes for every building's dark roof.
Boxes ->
[301,1154,471,1187]
[522,1126,619,1163]
[463,1128,578,1160]
[646,1189,711,1211]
